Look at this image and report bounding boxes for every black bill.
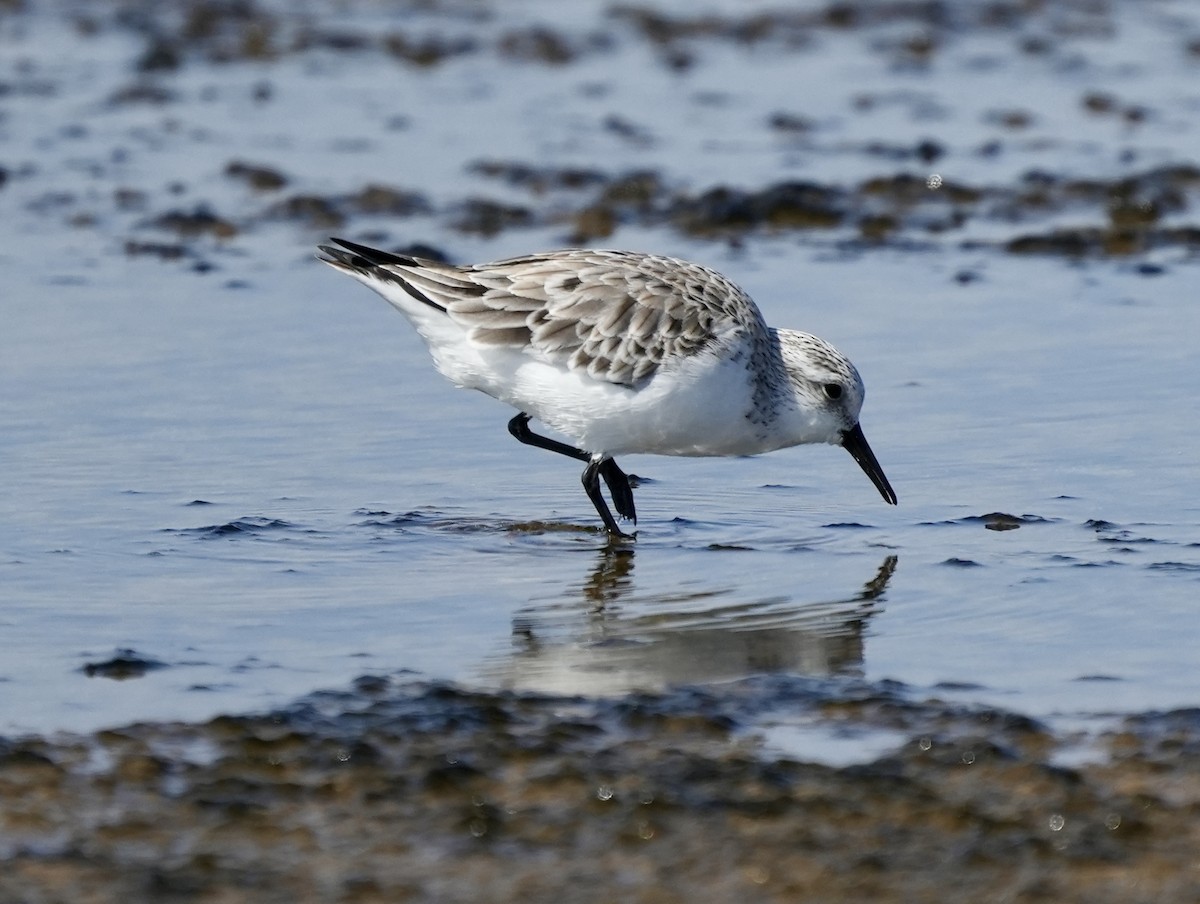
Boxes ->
[841,422,897,505]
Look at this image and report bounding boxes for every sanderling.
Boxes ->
[318,238,896,536]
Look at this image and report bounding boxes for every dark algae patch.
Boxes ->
[1,678,1199,902]
[81,649,168,680]
[109,162,1200,258]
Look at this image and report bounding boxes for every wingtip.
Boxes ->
[326,236,357,253]
[322,237,420,268]
[315,243,353,269]
[316,238,395,272]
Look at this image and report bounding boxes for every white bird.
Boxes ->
[318,238,896,536]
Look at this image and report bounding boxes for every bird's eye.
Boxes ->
[823,383,843,401]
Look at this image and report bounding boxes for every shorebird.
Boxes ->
[319,238,896,536]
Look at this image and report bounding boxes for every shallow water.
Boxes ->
[2,0,1199,748]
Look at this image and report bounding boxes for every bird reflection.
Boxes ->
[580,544,636,609]
[487,549,899,695]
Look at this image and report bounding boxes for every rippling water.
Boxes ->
[1,0,1198,741]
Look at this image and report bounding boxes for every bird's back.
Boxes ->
[320,242,769,389]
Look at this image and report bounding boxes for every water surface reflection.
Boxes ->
[483,550,898,695]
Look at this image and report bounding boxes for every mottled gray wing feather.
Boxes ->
[404,250,765,387]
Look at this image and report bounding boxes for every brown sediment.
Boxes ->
[112,159,1200,259]
[1,678,1198,903]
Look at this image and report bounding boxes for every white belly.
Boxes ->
[503,349,772,457]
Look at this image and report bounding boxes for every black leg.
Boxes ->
[508,413,588,461]
[508,413,637,531]
[582,458,630,537]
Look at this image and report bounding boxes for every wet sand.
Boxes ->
[2,677,1199,902]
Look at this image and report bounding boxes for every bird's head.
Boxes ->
[778,330,897,506]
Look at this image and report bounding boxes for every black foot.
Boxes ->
[598,459,636,523]
[582,458,633,538]
[509,413,638,534]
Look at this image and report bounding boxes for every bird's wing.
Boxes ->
[388,248,764,387]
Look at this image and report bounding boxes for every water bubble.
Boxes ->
[745,865,769,885]
[1048,813,1065,832]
